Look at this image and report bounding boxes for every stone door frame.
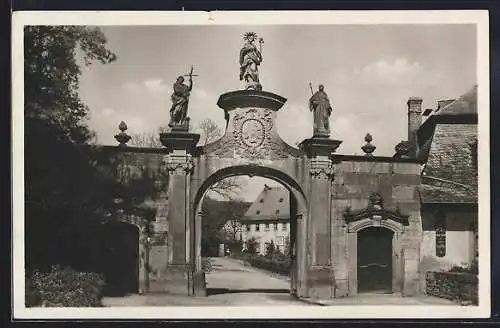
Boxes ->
[347,218,405,296]
[190,164,310,297]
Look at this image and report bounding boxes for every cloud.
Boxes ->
[142,79,166,93]
[335,57,443,89]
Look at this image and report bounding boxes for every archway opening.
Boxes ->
[97,221,140,297]
[192,166,308,298]
[357,226,393,294]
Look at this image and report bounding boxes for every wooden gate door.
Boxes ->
[357,227,393,293]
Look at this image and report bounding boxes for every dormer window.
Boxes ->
[259,199,264,203]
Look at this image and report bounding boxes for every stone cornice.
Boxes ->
[343,207,409,226]
[342,192,410,227]
[164,155,194,175]
[310,159,335,180]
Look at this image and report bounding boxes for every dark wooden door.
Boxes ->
[357,227,393,293]
[100,222,139,296]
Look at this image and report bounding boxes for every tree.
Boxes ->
[200,198,231,256]
[24,26,121,271]
[129,127,166,148]
[246,237,258,256]
[219,201,251,254]
[200,198,251,256]
[284,236,292,257]
[265,240,276,257]
[198,118,222,147]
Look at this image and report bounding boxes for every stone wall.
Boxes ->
[100,146,171,292]
[331,156,422,296]
[425,271,478,305]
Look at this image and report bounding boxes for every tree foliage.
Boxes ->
[200,198,251,256]
[23,26,127,271]
[129,126,167,148]
[246,237,258,256]
[265,240,276,257]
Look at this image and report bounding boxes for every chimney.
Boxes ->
[437,99,455,112]
[407,97,423,158]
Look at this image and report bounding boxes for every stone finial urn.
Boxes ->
[114,121,131,146]
[361,133,376,156]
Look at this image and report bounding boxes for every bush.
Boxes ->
[246,254,290,276]
[448,259,478,275]
[27,265,105,307]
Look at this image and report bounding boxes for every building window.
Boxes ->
[282,223,287,231]
[265,223,270,231]
[279,198,284,203]
[259,199,264,203]
[277,236,284,246]
[243,224,248,232]
[435,212,446,257]
[255,224,260,232]
[275,209,280,215]
[256,210,260,215]
[274,223,278,231]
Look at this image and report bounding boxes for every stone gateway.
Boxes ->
[102,37,478,302]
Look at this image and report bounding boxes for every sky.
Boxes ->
[79,24,477,201]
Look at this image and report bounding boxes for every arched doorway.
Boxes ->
[191,164,309,297]
[357,227,394,293]
[98,221,140,296]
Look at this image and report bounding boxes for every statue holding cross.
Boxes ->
[168,66,198,128]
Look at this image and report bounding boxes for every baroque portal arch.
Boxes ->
[160,90,342,298]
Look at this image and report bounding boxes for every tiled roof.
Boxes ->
[417,85,478,204]
[434,85,477,116]
[242,185,289,221]
[422,123,477,187]
[418,184,477,204]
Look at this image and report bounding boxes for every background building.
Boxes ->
[416,85,478,273]
[240,184,290,255]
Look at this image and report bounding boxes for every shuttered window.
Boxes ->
[435,212,446,257]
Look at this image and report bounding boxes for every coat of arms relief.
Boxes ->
[233,108,274,160]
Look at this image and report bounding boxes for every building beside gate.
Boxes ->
[416,85,478,273]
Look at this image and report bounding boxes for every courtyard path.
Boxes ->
[102,257,304,306]
[102,257,458,307]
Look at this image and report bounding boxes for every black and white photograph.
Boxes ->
[12,11,490,319]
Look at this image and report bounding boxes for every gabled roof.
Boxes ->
[434,85,477,116]
[241,185,289,221]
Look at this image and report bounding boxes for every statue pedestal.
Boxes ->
[299,137,344,299]
[299,137,342,158]
[157,130,200,296]
[159,131,200,153]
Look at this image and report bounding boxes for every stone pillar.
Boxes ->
[158,131,200,295]
[299,137,342,299]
